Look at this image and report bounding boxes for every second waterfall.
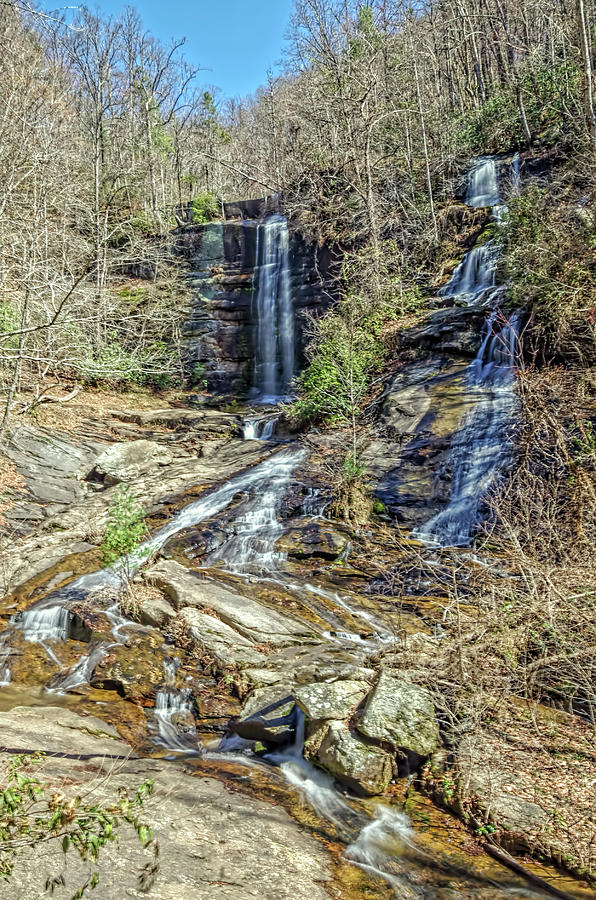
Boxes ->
[251,214,295,401]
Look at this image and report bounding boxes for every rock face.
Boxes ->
[91,439,173,485]
[316,721,394,796]
[356,671,439,758]
[176,217,329,395]
[179,607,266,668]
[0,706,333,900]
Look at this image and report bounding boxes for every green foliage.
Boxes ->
[190,361,207,388]
[191,191,219,224]
[293,299,382,425]
[0,753,158,898]
[0,301,19,349]
[100,486,147,566]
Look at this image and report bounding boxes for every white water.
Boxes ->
[252,215,295,402]
[20,605,70,642]
[413,158,521,547]
[466,156,500,207]
[154,688,196,751]
[0,635,11,685]
[206,447,305,574]
[8,449,305,689]
[243,416,278,440]
[439,240,501,306]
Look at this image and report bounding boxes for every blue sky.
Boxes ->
[89,0,295,99]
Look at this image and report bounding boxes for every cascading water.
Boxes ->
[413,156,521,547]
[242,415,278,440]
[206,447,305,574]
[7,449,305,692]
[466,156,500,207]
[251,215,295,402]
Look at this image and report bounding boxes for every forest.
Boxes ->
[0,1,595,898]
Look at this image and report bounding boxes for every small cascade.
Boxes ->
[252,215,295,402]
[300,486,327,518]
[49,644,109,694]
[466,156,500,207]
[153,656,198,752]
[242,415,278,440]
[439,240,501,306]
[413,310,520,547]
[19,604,70,643]
[206,447,305,574]
[264,712,426,897]
[0,635,11,686]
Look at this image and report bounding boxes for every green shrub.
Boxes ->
[100,486,147,566]
[0,753,158,897]
[191,191,219,224]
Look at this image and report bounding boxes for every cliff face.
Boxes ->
[177,213,329,396]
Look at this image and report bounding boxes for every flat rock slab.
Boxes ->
[92,439,174,484]
[147,560,317,646]
[0,706,332,899]
[356,670,439,757]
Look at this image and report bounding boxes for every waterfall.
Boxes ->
[206,447,305,574]
[466,156,500,207]
[243,416,278,440]
[252,215,295,401]
[412,311,520,547]
[19,605,70,643]
[412,156,521,547]
[439,241,501,306]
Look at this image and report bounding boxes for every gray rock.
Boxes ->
[139,594,176,628]
[178,608,265,668]
[92,440,173,485]
[357,671,439,757]
[316,721,394,796]
[295,680,369,722]
[0,706,332,899]
[147,560,317,646]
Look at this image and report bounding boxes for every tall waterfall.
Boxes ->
[413,156,521,547]
[252,215,295,401]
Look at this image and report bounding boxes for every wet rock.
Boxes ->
[178,608,265,668]
[277,520,348,560]
[316,721,394,796]
[295,680,369,721]
[90,440,173,485]
[147,560,317,646]
[90,632,165,703]
[356,671,439,757]
[138,593,176,628]
[400,305,486,356]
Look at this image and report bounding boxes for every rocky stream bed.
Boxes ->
[0,395,594,900]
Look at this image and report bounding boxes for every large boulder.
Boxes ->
[316,721,394,796]
[295,680,369,722]
[356,671,439,758]
[91,440,173,485]
[276,520,348,560]
[138,593,176,628]
[178,608,265,669]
